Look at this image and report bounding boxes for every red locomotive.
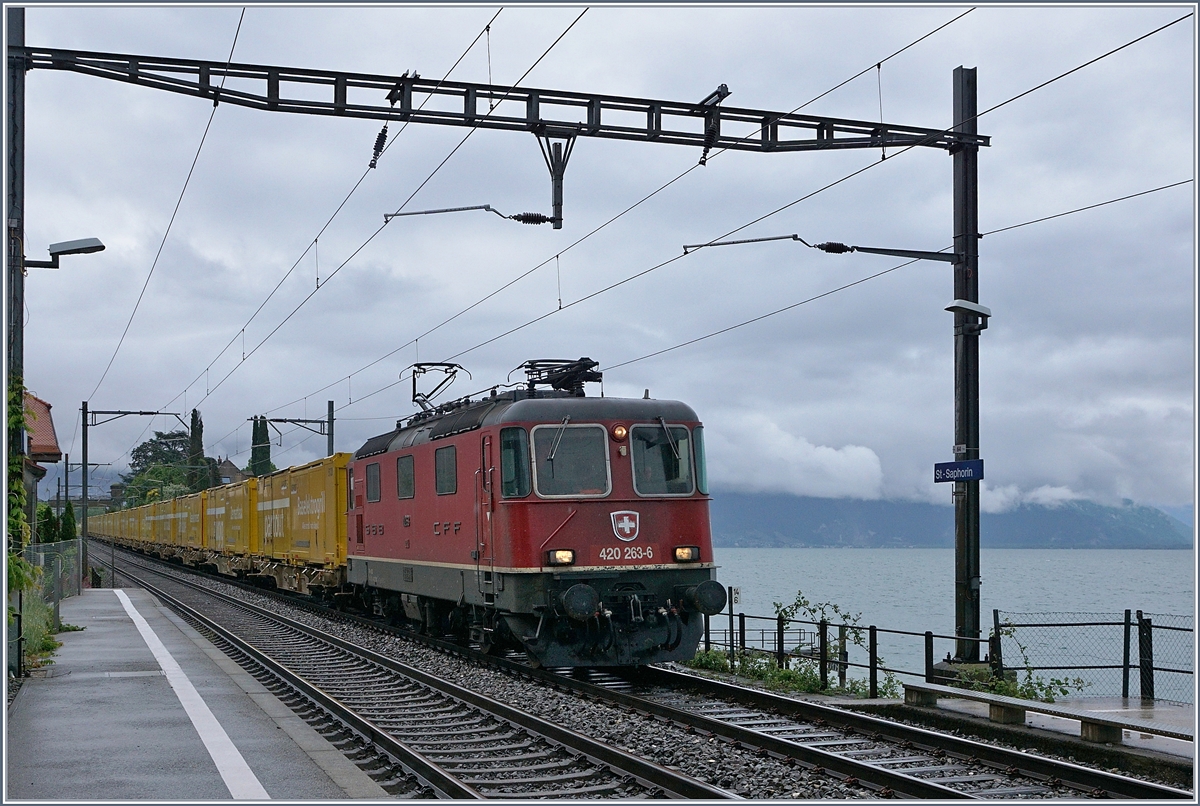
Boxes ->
[346,359,727,666]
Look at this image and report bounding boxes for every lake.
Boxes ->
[709,548,1195,699]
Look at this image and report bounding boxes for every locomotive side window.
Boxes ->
[435,445,457,495]
[366,462,381,502]
[531,424,611,498]
[396,454,415,499]
[693,425,709,495]
[631,424,694,496]
[499,427,531,498]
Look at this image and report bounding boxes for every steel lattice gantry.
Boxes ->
[15,46,989,228]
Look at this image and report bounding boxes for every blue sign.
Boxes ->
[934,459,984,483]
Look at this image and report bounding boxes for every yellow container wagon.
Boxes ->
[205,479,258,577]
[252,454,349,592]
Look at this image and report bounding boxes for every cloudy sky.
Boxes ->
[14,4,1195,518]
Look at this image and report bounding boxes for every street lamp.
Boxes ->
[24,237,105,269]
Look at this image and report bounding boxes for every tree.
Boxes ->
[187,409,207,493]
[36,503,58,544]
[125,430,189,481]
[59,501,76,541]
[247,416,275,477]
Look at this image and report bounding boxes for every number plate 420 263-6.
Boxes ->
[598,545,655,561]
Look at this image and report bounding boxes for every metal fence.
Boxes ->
[995,610,1194,704]
[700,602,1192,703]
[701,610,993,698]
[6,539,84,676]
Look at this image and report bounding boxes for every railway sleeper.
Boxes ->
[485,781,632,799]
[465,767,605,787]
[411,734,530,750]
[448,758,582,774]
[437,750,561,767]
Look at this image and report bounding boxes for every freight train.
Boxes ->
[91,359,727,666]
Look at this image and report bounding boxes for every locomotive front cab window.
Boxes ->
[366,462,381,503]
[531,423,611,498]
[500,427,531,498]
[396,454,415,499]
[631,423,694,496]
[435,445,457,495]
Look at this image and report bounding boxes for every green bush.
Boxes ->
[687,649,731,673]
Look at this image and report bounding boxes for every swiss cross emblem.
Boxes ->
[610,510,640,542]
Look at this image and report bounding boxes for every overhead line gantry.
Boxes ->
[14,46,989,229]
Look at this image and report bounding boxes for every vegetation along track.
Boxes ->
[113,553,729,799]
[104,542,1192,800]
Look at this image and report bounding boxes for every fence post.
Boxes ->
[818,618,828,689]
[738,613,746,654]
[52,554,61,631]
[704,613,711,653]
[868,625,877,699]
[838,624,847,689]
[991,609,1004,677]
[1122,609,1132,699]
[727,587,735,666]
[776,615,785,668]
[925,631,934,683]
[1137,611,1154,701]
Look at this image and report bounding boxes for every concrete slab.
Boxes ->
[5,588,389,800]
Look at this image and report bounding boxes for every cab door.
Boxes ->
[475,434,496,600]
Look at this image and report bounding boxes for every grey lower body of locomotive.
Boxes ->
[347,557,726,666]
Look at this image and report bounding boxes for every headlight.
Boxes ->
[547,549,575,566]
[674,546,700,562]
[610,424,628,441]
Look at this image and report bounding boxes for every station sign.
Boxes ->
[934,459,984,483]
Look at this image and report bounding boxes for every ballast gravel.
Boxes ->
[134,559,1186,798]
[148,566,869,799]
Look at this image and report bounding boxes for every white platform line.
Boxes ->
[115,589,270,800]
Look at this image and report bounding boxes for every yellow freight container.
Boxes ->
[178,492,205,550]
[255,454,349,567]
[293,454,349,568]
[206,479,257,555]
[150,499,175,547]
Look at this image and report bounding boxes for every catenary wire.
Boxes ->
[193,9,589,455]
[224,177,1195,463]
[251,8,976,424]
[289,13,1192,439]
[193,8,589,411]
[153,9,1177,464]
[108,9,506,466]
[158,8,506,416]
[602,178,1195,373]
[66,8,246,455]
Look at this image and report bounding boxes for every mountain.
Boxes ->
[708,493,1193,549]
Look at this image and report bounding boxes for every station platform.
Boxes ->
[6,588,389,800]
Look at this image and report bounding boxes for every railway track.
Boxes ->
[103,542,1192,800]
[113,554,729,799]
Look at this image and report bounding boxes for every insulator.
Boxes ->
[815,241,852,254]
[509,212,553,225]
[369,124,388,169]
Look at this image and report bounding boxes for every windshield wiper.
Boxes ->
[547,416,571,461]
[657,416,680,460]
